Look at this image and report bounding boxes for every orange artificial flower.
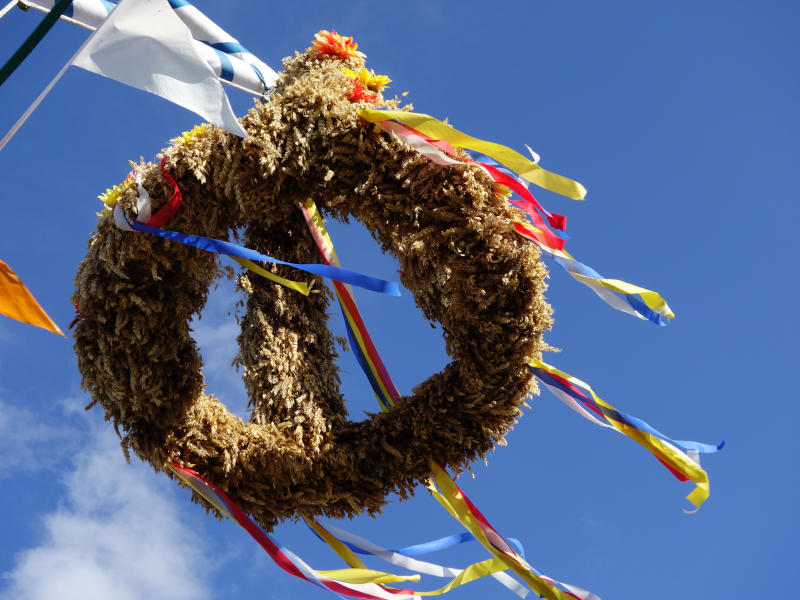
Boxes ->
[311,30,366,62]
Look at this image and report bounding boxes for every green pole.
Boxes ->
[0,0,74,88]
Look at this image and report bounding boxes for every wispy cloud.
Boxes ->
[190,278,249,419]
[1,276,259,600]
[0,418,214,600]
[0,400,76,477]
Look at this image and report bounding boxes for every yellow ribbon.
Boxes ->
[514,221,674,319]
[566,272,674,318]
[415,559,510,596]
[299,199,395,410]
[358,109,587,200]
[530,358,709,509]
[308,518,516,595]
[169,466,416,590]
[307,519,420,585]
[306,518,372,570]
[315,569,420,585]
[427,462,576,600]
[231,256,309,296]
[300,203,590,597]
[302,198,342,265]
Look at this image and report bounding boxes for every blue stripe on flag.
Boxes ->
[249,64,267,88]
[209,41,248,54]
[211,47,234,82]
[207,41,267,87]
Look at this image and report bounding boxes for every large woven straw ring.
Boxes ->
[72,46,552,531]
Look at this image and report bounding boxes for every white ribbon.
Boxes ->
[134,171,152,223]
[318,521,529,598]
[112,170,151,231]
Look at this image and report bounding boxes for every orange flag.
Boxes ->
[0,260,62,335]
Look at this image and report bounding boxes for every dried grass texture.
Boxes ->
[72,47,553,530]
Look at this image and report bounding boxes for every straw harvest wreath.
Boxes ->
[73,31,691,539]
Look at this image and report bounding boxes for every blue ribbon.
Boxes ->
[466,150,569,240]
[530,366,724,454]
[546,254,670,326]
[130,221,401,296]
[339,304,389,410]
[309,527,526,560]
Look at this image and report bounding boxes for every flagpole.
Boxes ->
[0,0,74,87]
[0,6,97,152]
[18,0,97,30]
[0,0,18,20]
[220,77,261,97]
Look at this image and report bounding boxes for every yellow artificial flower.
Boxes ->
[341,67,391,92]
[97,175,134,213]
[173,123,208,146]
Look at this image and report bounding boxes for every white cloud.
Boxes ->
[190,278,249,419]
[0,420,214,600]
[0,401,74,477]
[192,317,240,379]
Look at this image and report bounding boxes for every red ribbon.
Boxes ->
[144,157,183,228]
[388,121,567,237]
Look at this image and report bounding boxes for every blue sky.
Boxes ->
[0,1,797,599]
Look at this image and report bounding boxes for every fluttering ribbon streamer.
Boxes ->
[376,119,567,235]
[376,120,567,248]
[114,206,398,296]
[528,358,723,511]
[319,527,525,560]
[118,163,308,295]
[309,520,530,598]
[20,0,276,93]
[515,220,674,325]
[166,463,421,600]
[170,415,533,599]
[299,198,399,409]
[230,256,309,296]
[427,462,600,600]
[309,518,525,598]
[0,259,63,335]
[357,109,587,200]
[299,199,599,600]
[552,253,673,326]
[372,118,671,325]
[465,150,568,233]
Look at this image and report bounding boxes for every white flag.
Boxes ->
[71,0,248,137]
